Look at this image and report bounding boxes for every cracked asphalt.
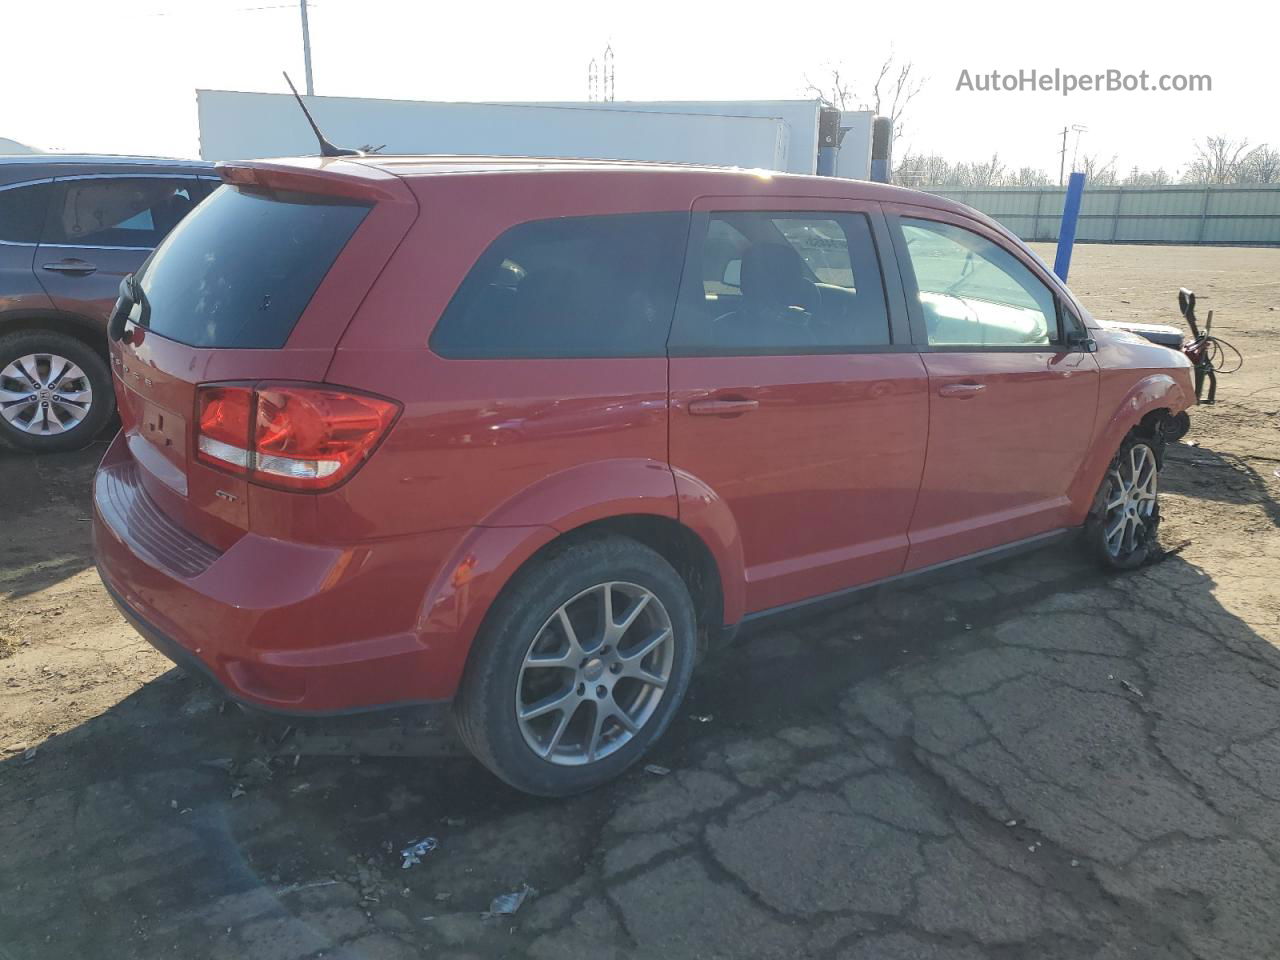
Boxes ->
[3,244,1280,959]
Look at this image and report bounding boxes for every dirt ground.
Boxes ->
[2,243,1279,960]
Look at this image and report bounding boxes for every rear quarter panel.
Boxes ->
[322,170,706,540]
[321,174,689,694]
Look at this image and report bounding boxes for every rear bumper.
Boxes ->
[92,435,467,714]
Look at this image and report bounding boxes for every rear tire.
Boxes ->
[1085,432,1162,570]
[0,330,113,453]
[454,536,697,796]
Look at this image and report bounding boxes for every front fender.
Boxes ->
[1067,372,1191,523]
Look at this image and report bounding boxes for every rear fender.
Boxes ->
[415,458,684,696]
[1067,373,1190,523]
[672,467,747,626]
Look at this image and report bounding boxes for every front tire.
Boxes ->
[1085,433,1162,570]
[0,330,113,453]
[1165,411,1191,442]
[454,536,697,796]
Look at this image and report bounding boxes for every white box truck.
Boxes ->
[196,90,873,179]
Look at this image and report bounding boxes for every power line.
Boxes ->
[133,2,312,17]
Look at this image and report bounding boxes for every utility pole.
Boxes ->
[300,0,314,96]
[1059,126,1070,186]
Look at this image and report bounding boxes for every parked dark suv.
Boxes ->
[0,155,216,451]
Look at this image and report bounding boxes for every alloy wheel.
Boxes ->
[515,581,674,766]
[0,353,95,435]
[1102,443,1158,558]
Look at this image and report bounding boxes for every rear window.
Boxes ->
[44,177,206,249]
[134,184,369,349]
[430,212,688,359]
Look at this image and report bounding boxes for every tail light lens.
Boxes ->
[196,382,399,491]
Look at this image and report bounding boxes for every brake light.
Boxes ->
[197,386,253,473]
[196,383,399,491]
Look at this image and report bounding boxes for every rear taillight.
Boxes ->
[196,382,399,492]
[197,386,254,473]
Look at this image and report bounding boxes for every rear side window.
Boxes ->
[44,178,205,249]
[430,212,688,358]
[671,211,891,354]
[135,184,370,349]
[0,182,51,243]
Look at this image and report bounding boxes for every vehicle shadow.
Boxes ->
[4,540,1279,958]
[1162,438,1280,529]
[0,441,104,602]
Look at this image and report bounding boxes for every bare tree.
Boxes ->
[870,56,924,146]
[1008,166,1051,187]
[1182,136,1252,184]
[892,139,1277,191]
[1078,153,1118,186]
[951,154,1006,188]
[1123,166,1172,186]
[893,152,952,187]
[1238,145,1280,184]
[803,64,856,112]
[803,53,924,152]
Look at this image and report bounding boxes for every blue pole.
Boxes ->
[1054,171,1086,281]
[817,145,838,177]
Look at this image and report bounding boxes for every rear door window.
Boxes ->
[671,211,891,354]
[134,184,370,348]
[430,212,688,358]
[44,177,205,249]
[0,182,52,244]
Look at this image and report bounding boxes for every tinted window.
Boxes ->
[900,218,1057,347]
[135,184,369,349]
[431,213,688,359]
[672,211,890,354]
[0,182,51,244]
[44,178,203,249]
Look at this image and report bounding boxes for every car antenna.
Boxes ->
[282,71,362,158]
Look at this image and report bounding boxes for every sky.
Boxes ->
[3,0,1277,178]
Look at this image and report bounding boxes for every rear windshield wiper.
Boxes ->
[108,274,149,341]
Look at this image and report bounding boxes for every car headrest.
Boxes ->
[740,243,818,312]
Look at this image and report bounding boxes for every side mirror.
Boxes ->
[1178,287,1195,319]
[1178,287,1201,338]
[1066,330,1097,353]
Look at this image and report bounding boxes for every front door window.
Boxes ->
[900,218,1057,347]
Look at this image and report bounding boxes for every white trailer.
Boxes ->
[196,90,873,179]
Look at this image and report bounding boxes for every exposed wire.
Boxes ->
[1203,336,1244,375]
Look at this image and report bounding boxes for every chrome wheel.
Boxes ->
[1102,442,1158,558]
[516,581,674,766]
[0,353,94,435]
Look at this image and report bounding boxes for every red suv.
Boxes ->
[93,156,1194,795]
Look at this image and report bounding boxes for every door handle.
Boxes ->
[42,260,97,275]
[938,382,986,399]
[688,397,760,416]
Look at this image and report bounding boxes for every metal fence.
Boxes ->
[920,184,1280,246]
